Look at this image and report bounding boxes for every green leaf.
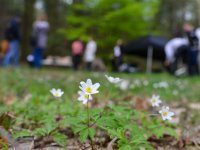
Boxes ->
[52,132,67,147]
[13,130,31,139]
[88,128,95,139]
[119,145,132,150]
[33,128,47,137]
[153,126,177,139]
[79,128,89,143]
[44,123,57,135]
[73,124,87,133]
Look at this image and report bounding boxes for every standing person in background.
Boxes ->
[3,16,21,67]
[84,37,97,71]
[71,39,84,70]
[31,15,49,68]
[183,23,199,76]
[113,39,123,72]
[164,37,188,74]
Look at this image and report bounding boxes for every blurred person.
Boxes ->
[164,37,188,74]
[84,37,97,71]
[3,16,21,67]
[71,39,84,70]
[0,40,9,65]
[113,39,123,72]
[183,23,199,76]
[31,15,49,68]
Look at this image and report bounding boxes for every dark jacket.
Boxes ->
[5,19,20,41]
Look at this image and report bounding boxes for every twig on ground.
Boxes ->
[107,137,117,150]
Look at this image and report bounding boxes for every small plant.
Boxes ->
[74,75,176,149]
[4,73,177,149]
[76,79,100,149]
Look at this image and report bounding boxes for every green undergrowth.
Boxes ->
[0,67,199,149]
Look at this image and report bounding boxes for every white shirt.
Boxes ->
[33,21,49,48]
[165,38,188,63]
[114,45,121,57]
[195,28,200,48]
[84,40,97,62]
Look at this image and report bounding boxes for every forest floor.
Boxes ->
[0,67,199,150]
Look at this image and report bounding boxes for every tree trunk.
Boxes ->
[21,0,36,60]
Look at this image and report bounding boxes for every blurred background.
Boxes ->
[0,0,200,71]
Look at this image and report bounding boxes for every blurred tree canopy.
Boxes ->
[0,0,200,59]
[59,0,159,52]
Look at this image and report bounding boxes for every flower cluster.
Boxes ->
[49,75,174,122]
[149,94,174,121]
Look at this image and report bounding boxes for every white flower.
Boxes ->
[159,106,174,121]
[153,81,169,89]
[50,88,64,98]
[79,79,100,95]
[118,79,129,91]
[105,75,121,84]
[78,91,92,104]
[149,94,162,107]
[143,80,149,86]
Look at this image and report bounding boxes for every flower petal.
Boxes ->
[86,79,92,86]
[93,83,100,90]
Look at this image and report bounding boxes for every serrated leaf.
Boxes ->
[97,117,117,128]
[73,124,87,133]
[13,130,31,139]
[153,127,177,138]
[88,128,95,139]
[44,123,57,135]
[52,132,67,147]
[79,128,89,143]
[33,128,47,137]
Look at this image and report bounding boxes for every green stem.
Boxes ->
[86,101,94,150]
[57,98,61,116]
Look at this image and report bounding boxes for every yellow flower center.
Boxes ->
[86,87,92,93]
[163,111,168,116]
[152,99,156,103]
[55,92,59,97]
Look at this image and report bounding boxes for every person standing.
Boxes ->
[164,37,188,74]
[84,37,97,71]
[3,16,21,67]
[71,39,83,70]
[113,39,123,72]
[183,23,199,76]
[31,15,49,68]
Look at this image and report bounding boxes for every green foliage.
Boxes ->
[0,140,8,150]
[59,0,160,56]
[52,132,67,147]
[79,128,89,143]
[13,130,31,139]
[1,68,194,149]
[95,104,176,149]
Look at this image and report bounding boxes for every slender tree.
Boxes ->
[21,0,36,59]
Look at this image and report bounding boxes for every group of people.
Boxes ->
[71,37,97,71]
[0,14,122,71]
[0,15,49,68]
[71,38,123,71]
[164,23,200,76]
[2,16,199,75]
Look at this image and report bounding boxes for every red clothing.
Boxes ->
[72,40,83,55]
